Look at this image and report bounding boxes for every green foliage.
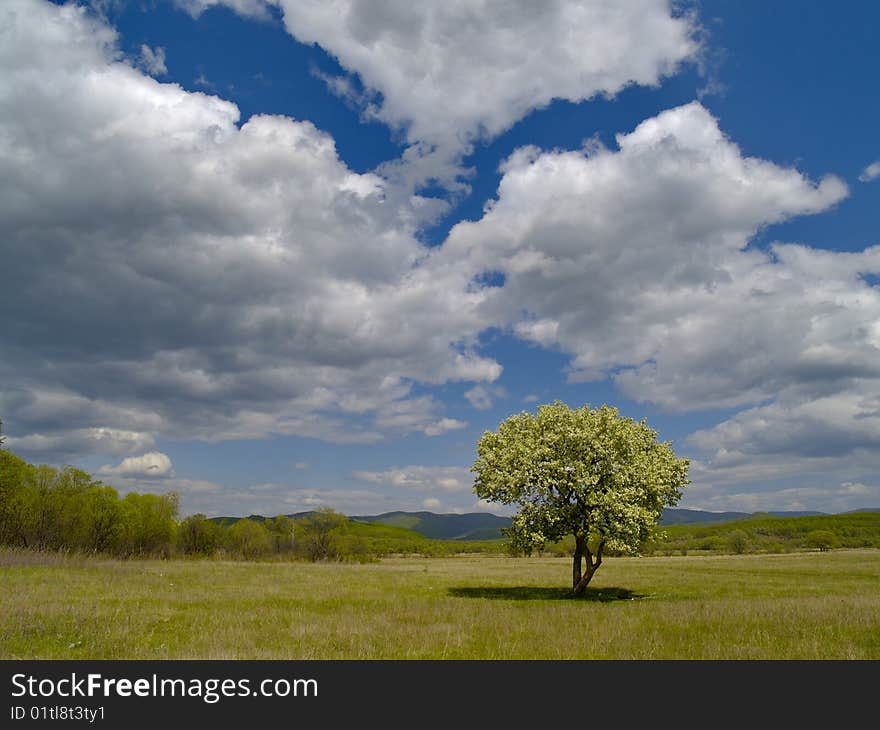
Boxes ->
[0,449,177,558]
[727,529,750,554]
[0,450,30,546]
[66,485,123,553]
[177,514,222,555]
[650,513,880,555]
[225,518,272,559]
[296,508,347,561]
[473,402,689,565]
[265,515,296,554]
[115,492,179,557]
[805,530,839,552]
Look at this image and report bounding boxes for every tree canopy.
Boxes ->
[472,402,689,593]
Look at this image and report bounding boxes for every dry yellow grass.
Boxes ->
[1,548,878,659]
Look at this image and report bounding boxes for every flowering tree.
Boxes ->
[473,402,689,594]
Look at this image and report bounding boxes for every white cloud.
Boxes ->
[474,498,497,513]
[99,451,174,478]
[464,384,506,411]
[6,428,156,458]
[436,101,880,507]
[5,1,879,516]
[353,465,474,492]
[422,497,442,510]
[683,391,880,500]
[422,418,468,437]
[859,161,880,182]
[137,44,167,75]
[441,103,858,411]
[176,0,271,19]
[688,392,880,460]
[277,1,698,139]
[0,0,496,461]
[680,481,880,515]
[184,0,699,188]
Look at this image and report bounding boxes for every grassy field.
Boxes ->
[1,548,878,659]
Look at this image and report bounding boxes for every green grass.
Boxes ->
[1,548,878,659]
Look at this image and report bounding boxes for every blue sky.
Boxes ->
[2,0,879,517]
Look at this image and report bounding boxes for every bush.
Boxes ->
[727,529,750,554]
[296,508,346,561]
[697,537,725,552]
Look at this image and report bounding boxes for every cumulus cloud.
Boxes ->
[859,161,880,182]
[99,451,174,478]
[442,103,859,409]
[436,101,880,505]
[183,0,699,188]
[473,498,514,516]
[0,0,496,462]
[422,418,468,437]
[681,479,880,515]
[6,1,879,514]
[353,466,474,492]
[6,428,156,459]
[683,390,880,500]
[464,385,506,411]
[137,44,167,75]
[176,0,271,19]
[688,392,880,461]
[371,396,470,437]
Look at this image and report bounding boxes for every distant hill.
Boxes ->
[659,508,825,525]
[209,510,511,541]
[349,508,834,539]
[349,511,511,541]
[659,508,751,525]
[209,508,874,541]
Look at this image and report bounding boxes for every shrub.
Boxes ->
[727,529,750,554]
[296,508,346,561]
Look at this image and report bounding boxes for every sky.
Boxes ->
[1,0,879,518]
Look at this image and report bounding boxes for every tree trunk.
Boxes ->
[572,539,606,595]
[572,535,585,589]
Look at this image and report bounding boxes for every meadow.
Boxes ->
[2,548,878,660]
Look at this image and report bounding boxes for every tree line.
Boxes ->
[0,448,368,561]
[646,512,880,555]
